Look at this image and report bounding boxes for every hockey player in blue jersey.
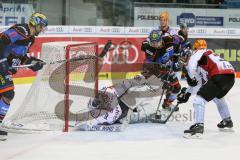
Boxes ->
[0,12,48,141]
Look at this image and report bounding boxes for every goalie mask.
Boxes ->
[88,87,118,110]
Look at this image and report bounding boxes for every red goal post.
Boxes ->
[64,42,99,132]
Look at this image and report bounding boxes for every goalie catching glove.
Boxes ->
[177,87,191,104]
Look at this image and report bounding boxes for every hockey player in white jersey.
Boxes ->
[159,11,177,36]
[177,39,235,138]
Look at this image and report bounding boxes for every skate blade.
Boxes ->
[150,118,162,123]
[219,128,234,132]
[183,133,203,139]
[0,135,7,141]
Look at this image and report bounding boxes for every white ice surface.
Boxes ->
[1,80,240,160]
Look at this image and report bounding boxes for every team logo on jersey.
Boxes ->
[9,31,18,37]
[12,58,22,67]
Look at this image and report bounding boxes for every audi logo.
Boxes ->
[227,30,236,35]
[99,41,139,64]
[140,28,151,33]
[84,28,93,32]
[196,29,206,34]
[56,27,64,32]
[111,28,120,32]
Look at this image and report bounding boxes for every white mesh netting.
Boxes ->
[1,41,98,133]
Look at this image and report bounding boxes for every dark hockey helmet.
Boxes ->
[149,30,163,48]
[179,22,188,29]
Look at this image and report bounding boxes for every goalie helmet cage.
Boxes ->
[2,41,99,133]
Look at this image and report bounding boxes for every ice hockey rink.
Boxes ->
[1,79,240,160]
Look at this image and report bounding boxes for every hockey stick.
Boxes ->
[150,66,173,122]
[151,103,179,124]
[154,88,166,119]
[12,40,112,69]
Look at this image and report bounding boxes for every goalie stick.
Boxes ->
[12,40,112,69]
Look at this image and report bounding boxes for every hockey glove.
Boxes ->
[172,62,181,72]
[141,41,156,55]
[0,58,9,75]
[177,87,191,104]
[162,80,172,90]
[8,67,17,74]
[28,57,45,72]
[186,74,198,87]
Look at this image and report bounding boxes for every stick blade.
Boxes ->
[99,40,112,57]
[150,118,167,124]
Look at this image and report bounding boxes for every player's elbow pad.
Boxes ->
[0,34,11,54]
[0,33,11,45]
[141,42,149,51]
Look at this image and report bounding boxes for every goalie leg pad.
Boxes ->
[91,105,122,126]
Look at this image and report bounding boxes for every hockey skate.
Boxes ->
[0,130,7,141]
[183,123,204,139]
[217,117,234,132]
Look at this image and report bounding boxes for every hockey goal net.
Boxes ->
[1,41,99,133]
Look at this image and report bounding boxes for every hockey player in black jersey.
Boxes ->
[177,22,192,78]
[0,12,48,141]
[141,29,183,111]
